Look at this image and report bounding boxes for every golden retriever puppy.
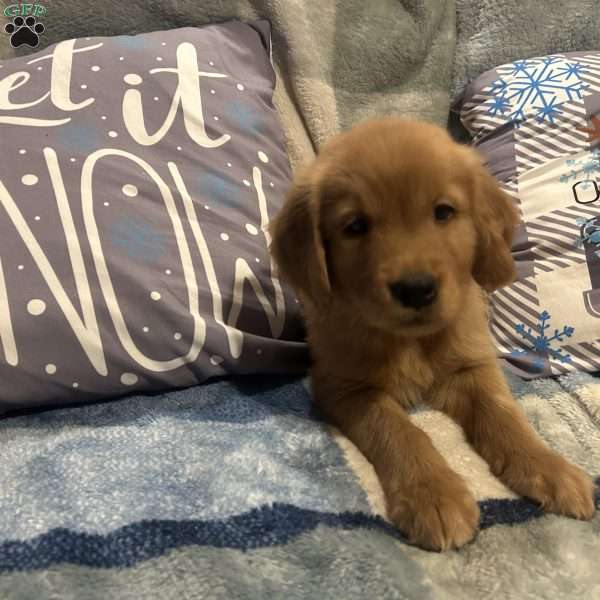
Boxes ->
[270,118,596,551]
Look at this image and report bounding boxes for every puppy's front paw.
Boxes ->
[388,471,480,551]
[504,451,596,520]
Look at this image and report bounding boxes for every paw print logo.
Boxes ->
[5,16,45,48]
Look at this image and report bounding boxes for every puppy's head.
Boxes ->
[271,118,518,337]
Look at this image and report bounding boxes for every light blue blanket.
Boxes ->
[1,371,599,599]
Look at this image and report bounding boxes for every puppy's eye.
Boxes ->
[343,216,370,237]
[434,203,455,222]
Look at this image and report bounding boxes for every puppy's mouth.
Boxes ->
[396,311,440,328]
[387,299,450,334]
[400,314,431,326]
[394,315,448,339]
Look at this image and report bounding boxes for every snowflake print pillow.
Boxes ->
[458,51,600,378]
[0,21,308,413]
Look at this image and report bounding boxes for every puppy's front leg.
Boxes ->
[318,388,479,550]
[435,363,596,519]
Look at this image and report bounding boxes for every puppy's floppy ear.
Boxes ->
[270,169,330,308]
[469,155,520,292]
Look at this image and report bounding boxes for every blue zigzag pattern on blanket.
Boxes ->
[2,485,599,573]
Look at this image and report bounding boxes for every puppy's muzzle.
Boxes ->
[389,274,438,309]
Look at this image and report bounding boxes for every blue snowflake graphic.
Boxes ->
[197,172,240,209]
[487,56,588,125]
[56,123,103,154]
[574,216,600,257]
[488,95,511,116]
[510,310,574,371]
[110,216,167,263]
[559,149,600,190]
[559,62,586,79]
[509,59,536,76]
[222,98,265,135]
[112,35,152,52]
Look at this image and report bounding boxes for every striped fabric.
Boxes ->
[460,52,600,377]
[0,373,598,598]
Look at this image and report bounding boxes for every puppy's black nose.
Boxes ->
[389,274,438,309]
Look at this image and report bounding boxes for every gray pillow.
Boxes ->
[0,21,307,413]
[457,50,600,378]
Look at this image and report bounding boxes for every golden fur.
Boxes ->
[270,118,596,551]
